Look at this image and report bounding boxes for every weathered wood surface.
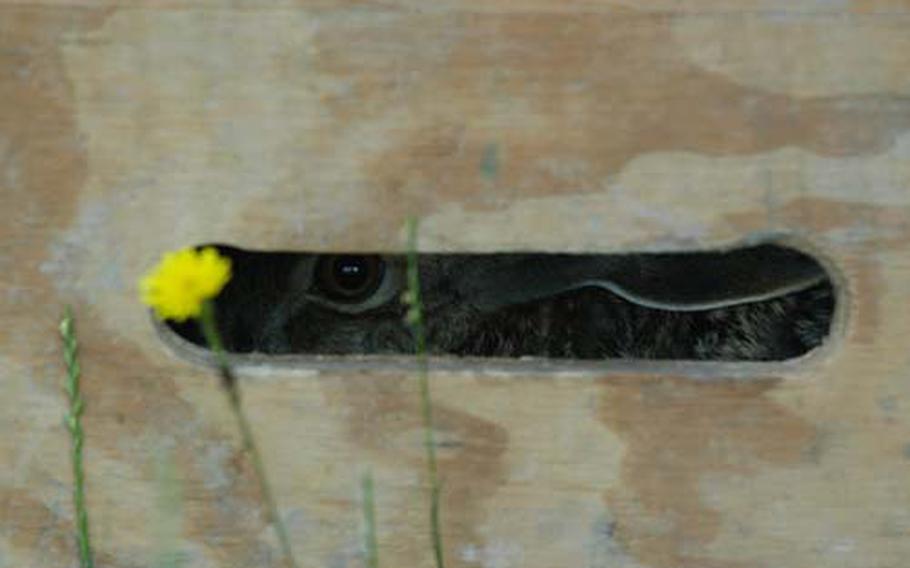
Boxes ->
[2,2,910,567]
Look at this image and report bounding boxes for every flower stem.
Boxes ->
[60,306,95,568]
[199,301,299,568]
[404,217,445,568]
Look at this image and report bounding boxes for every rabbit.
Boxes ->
[170,245,834,361]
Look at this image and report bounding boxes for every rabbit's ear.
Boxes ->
[462,245,828,313]
[594,245,828,310]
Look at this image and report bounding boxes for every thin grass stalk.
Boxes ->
[60,306,95,568]
[361,472,379,568]
[404,217,445,568]
[153,446,184,568]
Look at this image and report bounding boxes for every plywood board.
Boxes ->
[2,2,910,567]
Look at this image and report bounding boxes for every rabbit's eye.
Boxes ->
[316,255,385,303]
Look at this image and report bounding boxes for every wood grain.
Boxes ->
[2,2,909,567]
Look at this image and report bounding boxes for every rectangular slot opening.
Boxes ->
[159,244,835,362]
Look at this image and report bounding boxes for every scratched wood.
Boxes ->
[2,2,910,567]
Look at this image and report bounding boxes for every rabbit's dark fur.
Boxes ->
[278,279,832,361]
[169,247,833,361]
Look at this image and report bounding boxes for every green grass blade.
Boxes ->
[404,217,446,568]
[153,446,184,568]
[60,306,95,568]
[361,472,379,568]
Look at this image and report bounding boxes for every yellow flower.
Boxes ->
[140,247,232,322]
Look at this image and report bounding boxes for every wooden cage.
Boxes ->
[2,1,910,567]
